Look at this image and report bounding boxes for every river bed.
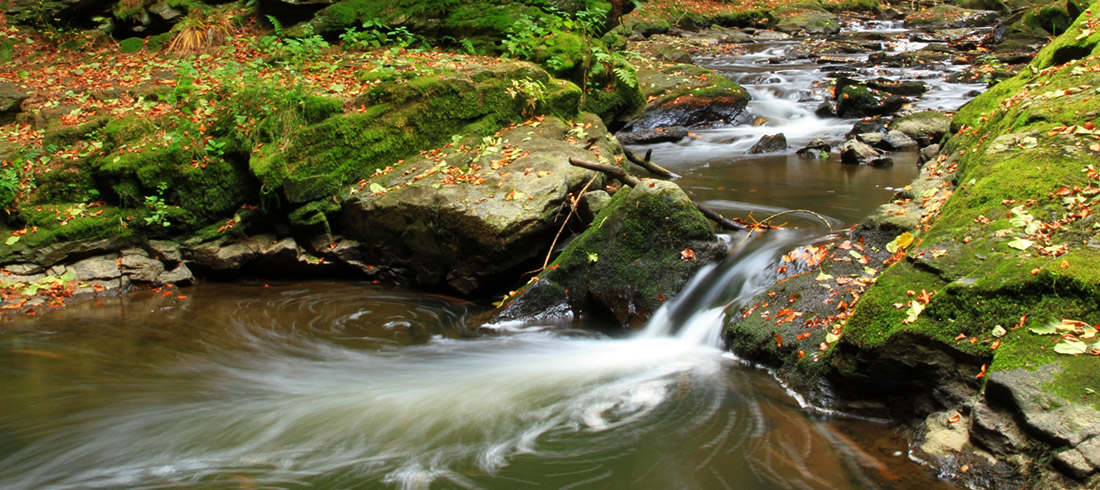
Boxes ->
[0,22,984,490]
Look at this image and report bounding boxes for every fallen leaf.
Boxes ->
[976,364,987,379]
[992,325,1007,337]
[680,248,696,261]
[1007,238,1034,250]
[1054,340,1088,355]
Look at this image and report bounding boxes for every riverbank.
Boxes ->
[2,0,1098,488]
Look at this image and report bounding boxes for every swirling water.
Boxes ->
[0,23,981,490]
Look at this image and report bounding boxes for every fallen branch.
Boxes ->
[623,147,676,178]
[569,157,760,232]
[541,173,600,271]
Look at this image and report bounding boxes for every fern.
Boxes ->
[459,38,476,55]
[613,66,637,88]
[266,15,283,37]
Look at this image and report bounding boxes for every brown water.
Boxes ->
[0,24,980,490]
[0,280,955,490]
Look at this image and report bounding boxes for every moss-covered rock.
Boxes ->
[495,179,726,326]
[621,62,752,132]
[773,6,840,35]
[339,113,617,295]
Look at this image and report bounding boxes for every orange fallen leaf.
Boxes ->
[680,248,696,261]
[976,364,987,379]
[947,413,961,423]
[1061,259,1070,269]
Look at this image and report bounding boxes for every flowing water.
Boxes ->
[0,25,982,490]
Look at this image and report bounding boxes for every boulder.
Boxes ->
[616,126,689,145]
[986,365,1100,447]
[628,63,753,131]
[836,83,908,118]
[748,133,787,154]
[879,130,918,151]
[773,7,840,36]
[119,248,165,283]
[890,111,952,147]
[0,82,28,125]
[841,139,893,166]
[796,139,831,159]
[917,144,941,167]
[493,180,726,326]
[341,113,618,295]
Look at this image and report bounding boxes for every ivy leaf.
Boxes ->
[1054,340,1088,355]
[4,235,19,246]
[885,232,914,254]
[1030,321,1057,335]
[587,252,598,263]
[1007,238,1034,250]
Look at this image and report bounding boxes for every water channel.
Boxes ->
[0,24,984,490]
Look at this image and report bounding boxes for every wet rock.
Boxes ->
[147,240,183,264]
[580,190,612,221]
[616,126,689,145]
[342,114,616,295]
[1055,449,1096,479]
[748,133,787,154]
[841,139,893,166]
[866,78,927,97]
[986,364,1100,447]
[2,263,43,276]
[814,101,837,118]
[186,234,269,271]
[156,264,195,286]
[494,180,726,326]
[970,402,1030,456]
[119,249,165,283]
[856,132,884,146]
[0,82,28,125]
[774,7,840,36]
[905,6,1000,29]
[847,117,889,137]
[630,64,752,130]
[796,139,831,159]
[67,254,121,281]
[918,144,941,167]
[836,82,908,118]
[879,130,918,151]
[891,111,952,147]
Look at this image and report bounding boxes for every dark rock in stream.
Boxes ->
[878,130,918,151]
[492,180,726,327]
[796,139,831,159]
[841,139,893,166]
[616,126,689,144]
[748,133,787,154]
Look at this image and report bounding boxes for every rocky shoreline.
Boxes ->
[2,0,1099,488]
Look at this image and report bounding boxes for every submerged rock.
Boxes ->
[494,180,726,326]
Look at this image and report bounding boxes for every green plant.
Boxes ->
[204,138,226,157]
[505,78,546,116]
[0,166,18,210]
[167,8,232,55]
[143,181,171,228]
[340,19,421,51]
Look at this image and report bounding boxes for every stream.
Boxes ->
[0,23,983,490]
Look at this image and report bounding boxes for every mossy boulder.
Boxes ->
[889,110,952,147]
[495,179,726,326]
[773,7,840,35]
[904,5,1001,28]
[620,63,752,132]
[244,62,579,207]
[339,113,617,295]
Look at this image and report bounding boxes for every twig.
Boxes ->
[568,157,755,232]
[735,209,836,249]
[623,147,676,178]
[541,173,600,271]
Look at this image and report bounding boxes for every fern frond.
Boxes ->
[266,15,283,36]
[613,66,637,88]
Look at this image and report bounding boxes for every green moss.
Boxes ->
[531,180,716,319]
[1,204,138,262]
[0,38,14,64]
[118,37,145,53]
